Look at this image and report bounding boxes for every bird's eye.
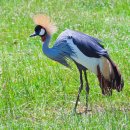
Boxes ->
[39,29,45,36]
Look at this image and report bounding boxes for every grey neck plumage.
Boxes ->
[42,34,55,60]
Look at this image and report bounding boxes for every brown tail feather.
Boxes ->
[97,65,112,95]
[97,57,124,95]
[106,56,124,92]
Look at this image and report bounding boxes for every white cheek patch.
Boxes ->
[39,29,45,36]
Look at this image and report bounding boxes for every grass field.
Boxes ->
[0,0,130,129]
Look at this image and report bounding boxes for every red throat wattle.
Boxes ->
[41,35,46,42]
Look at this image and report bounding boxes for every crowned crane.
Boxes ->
[30,14,124,112]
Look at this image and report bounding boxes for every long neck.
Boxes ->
[42,34,51,49]
[42,34,53,58]
[42,34,51,54]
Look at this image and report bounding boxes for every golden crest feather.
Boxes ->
[33,14,57,35]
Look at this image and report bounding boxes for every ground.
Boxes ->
[0,0,130,129]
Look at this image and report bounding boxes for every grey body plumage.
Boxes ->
[42,33,74,67]
[30,15,124,113]
[43,29,107,68]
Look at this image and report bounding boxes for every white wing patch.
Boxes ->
[67,38,102,74]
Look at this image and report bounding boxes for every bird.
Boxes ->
[30,14,124,112]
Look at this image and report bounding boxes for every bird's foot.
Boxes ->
[84,107,92,114]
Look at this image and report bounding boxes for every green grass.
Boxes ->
[0,0,130,129]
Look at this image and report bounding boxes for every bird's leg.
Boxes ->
[74,70,83,112]
[84,70,89,111]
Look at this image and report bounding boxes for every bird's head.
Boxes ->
[30,25,47,42]
[30,14,57,42]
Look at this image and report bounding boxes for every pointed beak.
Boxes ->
[30,33,37,37]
